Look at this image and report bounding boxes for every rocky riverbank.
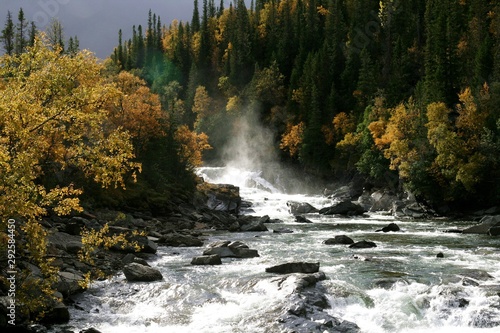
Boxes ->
[2,177,500,333]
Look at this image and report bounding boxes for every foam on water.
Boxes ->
[56,166,500,333]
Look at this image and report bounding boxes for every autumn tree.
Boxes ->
[109,71,166,155]
[0,36,140,315]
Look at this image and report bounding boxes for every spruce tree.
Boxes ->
[15,8,28,54]
[1,11,15,55]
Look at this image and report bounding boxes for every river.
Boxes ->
[57,166,500,333]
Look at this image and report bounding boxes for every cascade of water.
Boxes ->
[54,165,500,333]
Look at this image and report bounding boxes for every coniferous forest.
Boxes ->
[109,0,500,210]
[1,0,500,326]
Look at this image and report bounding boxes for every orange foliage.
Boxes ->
[280,121,304,157]
[174,125,212,168]
[110,72,166,153]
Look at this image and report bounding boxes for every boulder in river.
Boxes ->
[123,263,163,282]
[323,235,355,245]
[462,215,500,235]
[319,200,366,216]
[295,215,313,223]
[191,254,222,265]
[287,201,318,216]
[376,223,400,233]
[203,240,259,258]
[238,216,269,232]
[265,262,320,274]
[201,183,241,214]
[349,240,377,249]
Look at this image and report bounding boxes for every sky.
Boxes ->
[0,0,207,59]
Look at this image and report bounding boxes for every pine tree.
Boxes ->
[15,8,28,54]
[1,11,15,55]
[192,0,201,32]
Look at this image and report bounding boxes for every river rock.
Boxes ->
[349,240,377,249]
[319,200,366,216]
[238,216,269,232]
[323,235,355,245]
[56,271,85,297]
[41,301,70,325]
[121,253,150,266]
[370,191,398,212]
[463,215,500,234]
[123,263,163,282]
[295,215,313,223]
[376,223,400,232]
[158,233,204,247]
[191,254,222,265]
[202,183,241,214]
[265,262,320,274]
[276,272,360,333]
[287,201,318,216]
[273,228,294,234]
[203,240,259,258]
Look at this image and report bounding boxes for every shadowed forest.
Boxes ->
[109,0,500,210]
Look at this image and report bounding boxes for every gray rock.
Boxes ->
[463,215,500,234]
[319,200,366,216]
[239,217,269,232]
[191,254,222,265]
[265,262,320,274]
[56,271,85,297]
[349,240,377,249]
[42,301,70,324]
[121,253,150,266]
[273,228,294,234]
[295,215,313,223]
[287,201,318,216]
[203,241,259,258]
[370,191,398,212]
[324,235,354,245]
[123,263,163,282]
[376,223,400,233]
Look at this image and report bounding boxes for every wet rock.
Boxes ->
[376,223,400,233]
[265,262,320,274]
[349,240,377,249]
[238,216,269,232]
[273,228,294,234]
[319,200,366,216]
[191,254,222,265]
[158,233,204,247]
[323,235,354,245]
[81,328,102,333]
[123,263,163,282]
[370,190,398,212]
[203,240,259,258]
[121,253,150,266]
[463,215,500,235]
[295,215,313,223]
[201,183,241,214]
[56,271,85,298]
[277,272,360,333]
[325,184,363,201]
[41,301,70,325]
[436,252,445,258]
[287,201,318,216]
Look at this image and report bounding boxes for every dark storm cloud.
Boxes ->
[0,0,195,59]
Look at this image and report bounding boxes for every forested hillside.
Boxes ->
[109,0,500,209]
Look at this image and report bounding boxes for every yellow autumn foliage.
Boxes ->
[0,35,141,315]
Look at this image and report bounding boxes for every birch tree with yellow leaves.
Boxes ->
[0,36,140,316]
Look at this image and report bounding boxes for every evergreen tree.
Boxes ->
[1,11,15,55]
[192,0,201,32]
[15,8,28,54]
